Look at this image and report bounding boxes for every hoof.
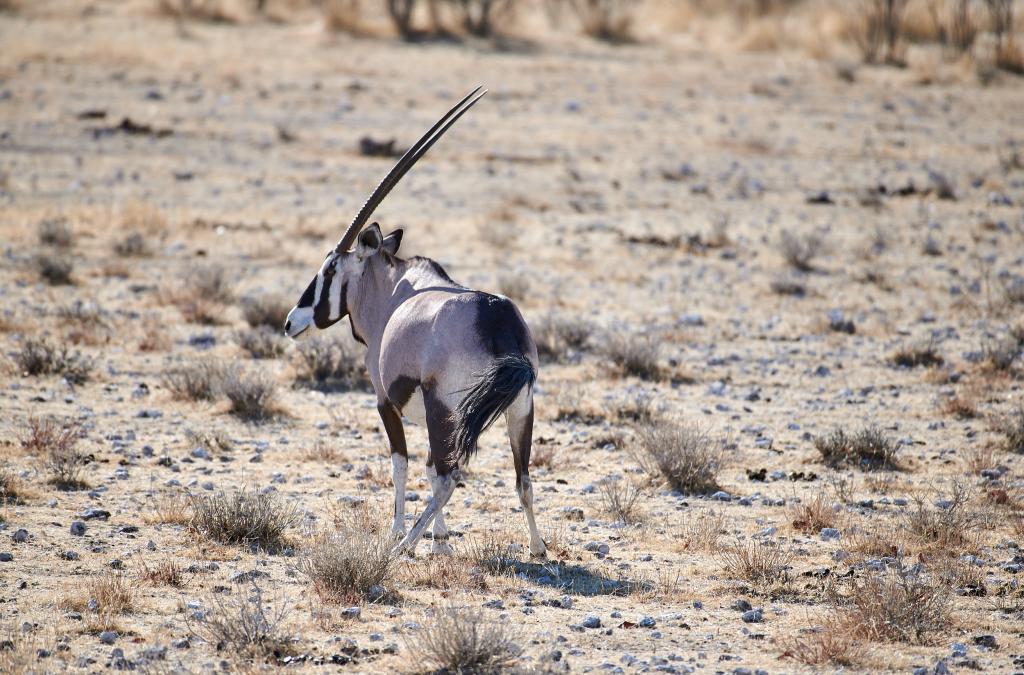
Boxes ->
[530,544,548,560]
[390,527,407,542]
[430,540,454,556]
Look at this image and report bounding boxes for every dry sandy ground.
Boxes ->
[2,1,1024,673]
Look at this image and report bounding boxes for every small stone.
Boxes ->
[0,552,12,562]
[581,614,601,629]
[820,527,841,541]
[171,638,190,649]
[12,529,29,543]
[730,599,752,612]
[973,634,997,650]
[61,550,80,561]
[638,616,656,628]
[70,521,87,536]
[341,606,361,620]
[99,631,118,645]
[710,491,731,502]
[741,608,763,623]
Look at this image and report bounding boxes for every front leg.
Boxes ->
[377,401,408,540]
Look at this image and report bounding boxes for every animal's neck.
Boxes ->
[348,256,458,348]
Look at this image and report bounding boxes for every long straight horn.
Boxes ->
[334,86,488,253]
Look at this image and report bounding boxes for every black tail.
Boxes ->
[453,354,536,460]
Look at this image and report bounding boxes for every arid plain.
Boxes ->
[2,1,1024,673]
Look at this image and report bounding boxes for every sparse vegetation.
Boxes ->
[113,231,151,257]
[188,584,295,660]
[221,366,278,422]
[21,417,90,490]
[162,359,224,401]
[236,326,287,359]
[405,605,521,674]
[294,333,368,391]
[779,616,860,666]
[720,539,793,587]
[791,489,837,533]
[633,419,722,495]
[38,217,73,248]
[36,252,74,285]
[60,572,136,616]
[13,338,94,384]
[850,0,909,65]
[496,271,530,301]
[780,230,824,272]
[598,478,643,524]
[902,481,983,551]
[321,0,363,33]
[562,0,640,43]
[189,487,298,551]
[842,560,951,644]
[815,426,900,471]
[241,293,291,329]
[300,528,397,604]
[140,559,185,587]
[891,338,943,368]
[998,405,1024,453]
[603,331,661,380]
[533,313,591,363]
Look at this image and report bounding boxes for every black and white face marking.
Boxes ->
[283,251,348,338]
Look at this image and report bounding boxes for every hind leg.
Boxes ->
[426,460,453,555]
[377,402,408,540]
[396,386,461,556]
[508,396,546,558]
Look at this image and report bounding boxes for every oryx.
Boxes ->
[284,88,545,558]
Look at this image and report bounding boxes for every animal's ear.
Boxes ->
[356,223,383,259]
[382,229,403,256]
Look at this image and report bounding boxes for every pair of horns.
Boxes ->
[334,86,488,254]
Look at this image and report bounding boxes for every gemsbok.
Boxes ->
[284,88,546,558]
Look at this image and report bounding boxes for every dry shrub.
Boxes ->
[849,0,909,65]
[770,275,807,296]
[633,419,722,495]
[791,490,838,533]
[999,405,1024,453]
[300,527,397,603]
[0,468,31,505]
[321,0,363,33]
[779,230,824,272]
[119,199,167,234]
[221,365,279,422]
[962,445,995,475]
[846,519,902,557]
[564,0,640,43]
[496,271,530,302]
[927,0,976,53]
[301,440,339,463]
[530,443,558,470]
[188,584,294,660]
[171,264,234,324]
[903,481,984,551]
[720,539,793,586]
[842,561,951,644]
[35,252,73,285]
[113,232,151,257]
[241,293,291,329]
[779,617,861,666]
[385,0,418,38]
[236,327,287,360]
[162,359,224,401]
[187,427,235,455]
[405,605,521,674]
[981,334,1020,372]
[0,627,43,674]
[890,338,943,367]
[814,425,899,471]
[450,0,517,37]
[38,217,73,248]
[603,331,661,380]
[598,478,643,524]
[464,528,520,575]
[671,509,724,552]
[533,313,591,364]
[942,393,978,419]
[21,417,90,490]
[156,0,243,22]
[190,487,298,551]
[140,559,185,587]
[294,333,368,391]
[13,338,94,384]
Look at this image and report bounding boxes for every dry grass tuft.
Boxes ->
[189,487,298,551]
[998,405,1024,453]
[404,605,521,675]
[720,539,793,587]
[143,490,192,526]
[21,417,90,490]
[13,338,94,384]
[300,440,339,463]
[779,230,824,272]
[842,560,951,644]
[240,293,291,329]
[0,468,32,505]
[162,358,224,401]
[113,232,151,257]
[671,509,724,552]
[533,313,592,364]
[188,584,295,660]
[598,478,643,524]
[942,392,978,419]
[140,559,185,587]
[294,333,368,391]
[156,0,242,23]
[221,365,280,422]
[236,326,287,360]
[633,419,722,495]
[814,425,899,471]
[300,527,397,604]
[60,572,136,619]
[890,338,944,368]
[779,616,861,666]
[0,627,43,673]
[35,252,74,285]
[496,271,531,302]
[565,0,640,43]
[902,480,983,551]
[603,331,662,380]
[38,217,73,248]
[791,490,838,533]
[848,0,909,65]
